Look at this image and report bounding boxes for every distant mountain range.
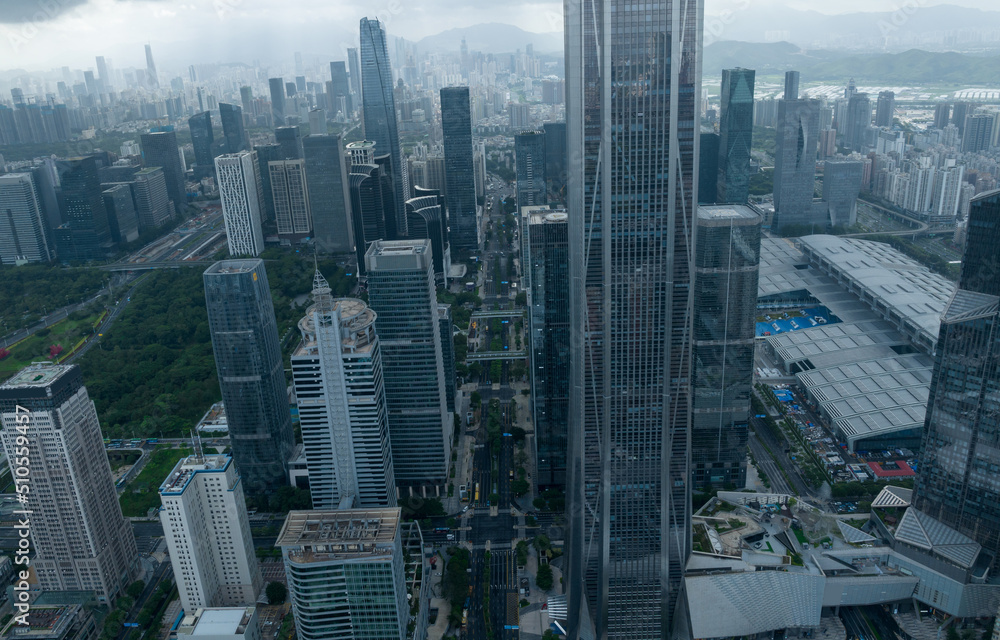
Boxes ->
[415,23,562,55]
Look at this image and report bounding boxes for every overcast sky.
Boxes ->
[1,0,999,72]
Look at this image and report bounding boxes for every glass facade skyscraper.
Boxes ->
[960,189,1000,297]
[361,18,407,237]
[772,84,820,231]
[564,0,701,634]
[515,130,547,208]
[189,111,214,173]
[348,163,388,274]
[204,259,296,497]
[441,86,478,254]
[139,129,186,216]
[303,135,354,254]
[55,156,114,260]
[220,102,248,153]
[543,121,567,203]
[717,68,755,204]
[0,172,54,264]
[269,77,285,126]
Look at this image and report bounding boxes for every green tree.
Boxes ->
[533,534,551,552]
[488,492,500,504]
[266,581,288,605]
[512,479,529,496]
[126,580,145,600]
[536,564,554,590]
[514,291,527,306]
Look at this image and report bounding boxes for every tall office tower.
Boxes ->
[962,113,995,153]
[159,452,263,612]
[365,240,451,486]
[717,68,755,204]
[132,167,173,230]
[54,156,114,260]
[139,130,185,216]
[102,183,140,244]
[844,93,872,152]
[269,78,286,126]
[215,152,265,257]
[275,126,303,160]
[441,86,477,254]
[308,108,325,134]
[952,101,972,135]
[405,193,449,285]
[523,208,569,491]
[145,43,159,88]
[875,90,895,127]
[285,82,297,98]
[253,144,280,223]
[84,70,99,97]
[438,304,456,413]
[845,77,857,100]
[347,47,361,97]
[691,205,761,490]
[220,103,248,153]
[291,273,395,509]
[823,158,864,227]
[515,130,547,208]
[0,364,139,602]
[349,164,388,272]
[329,61,352,115]
[698,132,720,204]
[269,159,312,238]
[564,0,700,634]
[0,173,53,264]
[818,128,838,158]
[773,92,821,231]
[960,190,1000,296]
[189,112,215,177]
[424,156,448,197]
[361,18,407,235]
[543,122,567,203]
[277,509,407,640]
[374,154,401,239]
[784,70,799,100]
[303,135,354,254]
[240,86,253,115]
[96,56,110,90]
[933,102,951,129]
[204,259,296,496]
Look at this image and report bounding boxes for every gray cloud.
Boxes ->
[0,0,89,23]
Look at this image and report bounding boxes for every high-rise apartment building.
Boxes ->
[952,101,972,135]
[278,509,407,640]
[960,189,1000,296]
[132,167,173,230]
[962,113,995,153]
[365,240,451,486]
[204,259,296,497]
[564,0,700,633]
[269,159,312,237]
[691,205,761,489]
[773,72,821,231]
[268,78,286,126]
[303,135,354,254]
[933,102,951,130]
[515,130,547,208]
[189,111,215,173]
[0,172,53,264]
[0,364,139,602]
[875,90,896,127]
[524,208,569,491]
[159,453,263,612]
[291,272,395,509]
[215,152,265,257]
[441,86,477,254]
[139,130,185,216]
[361,18,407,236]
[717,68,755,204]
[220,103,248,153]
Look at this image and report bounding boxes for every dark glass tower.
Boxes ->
[405,193,448,285]
[139,129,186,216]
[698,132,719,204]
[269,77,286,126]
[441,86,477,254]
[203,259,295,497]
[564,0,701,634]
[348,164,388,273]
[959,189,1000,297]
[515,130,547,208]
[772,73,820,231]
[55,156,114,260]
[361,18,407,236]
[875,90,896,127]
[220,103,248,153]
[253,143,281,223]
[329,61,352,115]
[275,125,303,160]
[303,135,354,254]
[188,111,215,173]
[844,93,872,153]
[543,122,567,203]
[717,68,755,204]
[692,205,761,489]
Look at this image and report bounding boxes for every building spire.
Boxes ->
[312,264,333,312]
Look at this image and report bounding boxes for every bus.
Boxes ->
[147,438,159,444]
[474,483,480,502]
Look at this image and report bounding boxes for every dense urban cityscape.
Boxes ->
[1,0,1000,639]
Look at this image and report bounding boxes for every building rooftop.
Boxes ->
[159,454,231,495]
[698,203,762,223]
[367,239,429,257]
[203,259,262,275]
[0,605,80,639]
[345,140,375,149]
[276,509,400,561]
[528,210,568,225]
[0,364,72,390]
[896,508,982,569]
[177,607,254,637]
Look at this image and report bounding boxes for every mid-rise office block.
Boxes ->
[0,172,53,264]
[291,273,395,510]
[133,167,173,230]
[365,240,451,486]
[204,260,296,497]
[542,122,567,203]
[845,93,872,153]
[269,159,312,237]
[220,103,248,153]
[303,135,354,254]
[101,183,140,244]
[215,152,264,257]
[278,509,407,640]
[160,453,263,612]
[717,68,755,204]
[139,130,185,216]
[0,364,139,602]
[692,205,761,489]
[823,158,864,227]
[515,130,546,208]
[174,608,261,640]
[275,126,303,160]
[441,86,477,254]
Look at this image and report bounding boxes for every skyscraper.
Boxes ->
[952,101,972,135]
[291,272,395,509]
[959,189,1000,296]
[145,43,159,88]
[365,240,451,487]
[102,183,140,244]
[844,93,872,153]
[204,259,296,497]
[215,152,265,257]
[543,121,567,203]
[139,129,185,216]
[823,158,864,227]
[361,18,407,236]
[717,68,755,204]
[524,208,569,491]
[438,304,456,414]
[691,205,761,490]
[772,78,821,231]
[96,55,110,91]
[0,172,53,264]
[329,61,352,116]
[698,132,720,204]
[405,192,449,285]
[933,102,951,130]
[159,452,263,612]
[269,77,286,126]
[962,113,995,153]
[875,90,896,127]
[132,167,173,230]
[349,164,389,274]
[347,47,361,98]
[269,159,312,237]
[220,103,248,153]
[515,129,547,208]
[189,111,215,173]
[240,86,253,116]
[275,125,303,160]
[303,135,354,254]
[784,70,799,100]
[441,86,477,254]
[564,0,700,633]
[253,144,280,223]
[0,364,139,602]
[55,156,114,260]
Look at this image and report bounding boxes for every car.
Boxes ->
[446,534,455,540]
[462,506,470,513]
